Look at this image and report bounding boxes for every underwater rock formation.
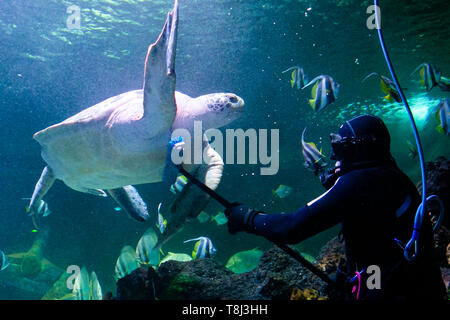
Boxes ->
[115,267,160,300]
[418,156,450,229]
[114,246,326,300]
[418,156,450,290]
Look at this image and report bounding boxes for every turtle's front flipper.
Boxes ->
[142,0,178,135]
[107,186,150,222]
[170,134,224,218]
[28,166,55,215]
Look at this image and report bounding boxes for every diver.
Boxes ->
[225,114,447,300]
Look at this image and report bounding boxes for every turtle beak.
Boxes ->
[230,95,245,110]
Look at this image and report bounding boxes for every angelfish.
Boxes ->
[184,236,216,259]
[435,99,450,136]
[301,127,328,175]
[411,63,441,91]
[302,75,340,111]
[362,72,401,103]
[282,66,308,89]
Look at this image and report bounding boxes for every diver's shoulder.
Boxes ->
[339,165,392,181]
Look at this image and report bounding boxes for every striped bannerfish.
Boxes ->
[302,75,340,111]
[435,99,449,136]
[362,72,401,103]
[282,66,308,90]
[411,63,442,91]
[155,202,167,234]
[184,236,216,259]
[301,128,328,175]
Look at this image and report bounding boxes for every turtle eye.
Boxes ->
[229,96,238,103]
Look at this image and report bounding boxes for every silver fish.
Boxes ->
[115,245,139,280]
[89,271,103,300]
[135,228,160,266]
[73,266,90,300]
[73,267,103,300]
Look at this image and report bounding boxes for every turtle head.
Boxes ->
[173,92,244,131]
[199,93,245,129]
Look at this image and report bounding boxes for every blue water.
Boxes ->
[0,0,449,299]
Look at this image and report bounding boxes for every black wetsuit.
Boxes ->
[251,163,446,300]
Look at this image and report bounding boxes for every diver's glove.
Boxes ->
[225,203,260,235]
[320,168,340,190]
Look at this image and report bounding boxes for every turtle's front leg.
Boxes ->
[28,166,55,215]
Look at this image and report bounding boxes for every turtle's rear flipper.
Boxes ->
[28,166,55,216]
[107,186,150,222]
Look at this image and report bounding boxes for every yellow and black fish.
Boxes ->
[302,75,340,112]
[362,72,401,103]
[282,66,308,90]
[435,99,449,136]
[301,127,327,175]
[411,63,442,91]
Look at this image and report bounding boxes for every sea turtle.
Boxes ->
[27,0,244,223]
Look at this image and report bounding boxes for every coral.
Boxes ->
[316,237,346,275]
[290,288,326,300]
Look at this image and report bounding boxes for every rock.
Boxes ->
[116,267,160,300]
[113,246,328,300]
[418,156,450,229]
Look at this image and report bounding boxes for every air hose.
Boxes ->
[374,0,444,261]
